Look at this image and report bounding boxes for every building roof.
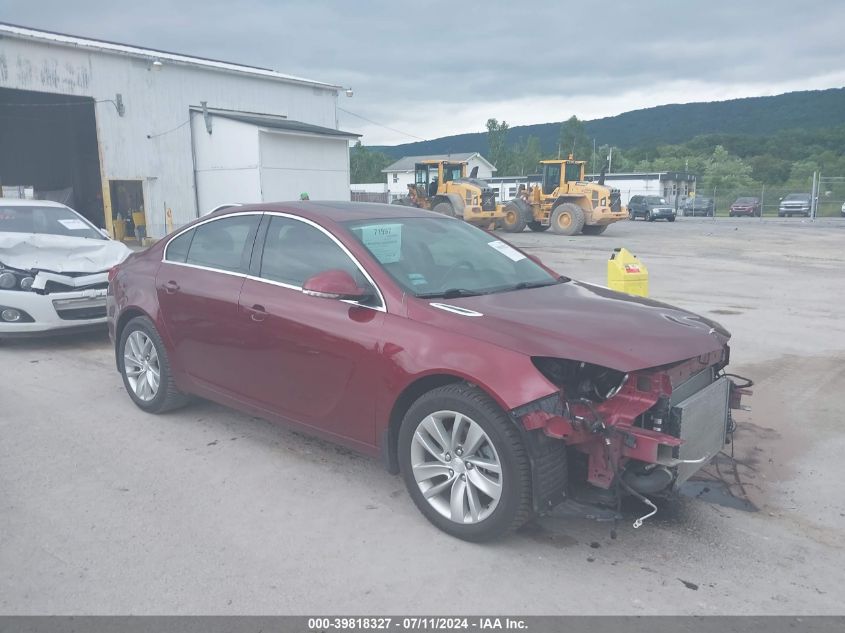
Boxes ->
[383,152,495,172]
[0,22,341,90]
[195,107,360,139]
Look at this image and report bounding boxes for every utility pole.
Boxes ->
[811,172,818,222]
[760,184,765,222]
[607,147,613,173]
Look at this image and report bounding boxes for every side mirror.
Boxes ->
[302,269,371,301]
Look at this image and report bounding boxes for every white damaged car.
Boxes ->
[0,199,131,337]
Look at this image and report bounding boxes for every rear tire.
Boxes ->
[550,203,585,236]
[581,224,608,235]
[501,202,528,233]
[398,383,533,542]
[528,221,550,232]
[667,216,676,222]
[433,201,457,218]
[118,316,189,414]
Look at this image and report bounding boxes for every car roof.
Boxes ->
[222,201,445,223]
[0,198,68,208]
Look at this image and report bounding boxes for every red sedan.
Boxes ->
[108,202,744,541]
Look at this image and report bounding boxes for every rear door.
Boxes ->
[156,212,261,390]
[629,196,642,216]
[235,214,386,445]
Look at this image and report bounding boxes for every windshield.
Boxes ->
[644,197,667,205]
[0,205,105,240]
[344,217,560,298]
[736,197,757,204]
[784,194,810,201]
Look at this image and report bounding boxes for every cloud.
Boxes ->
[4,0,844,144]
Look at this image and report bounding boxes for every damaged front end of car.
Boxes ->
[511,349,752,527]
[0,263,113,331]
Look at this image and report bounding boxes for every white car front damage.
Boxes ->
[0,233,131,335]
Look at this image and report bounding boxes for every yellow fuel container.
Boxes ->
[608,247,648,297]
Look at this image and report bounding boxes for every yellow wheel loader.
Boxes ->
[392,160,504,226]
[503,158,627,235]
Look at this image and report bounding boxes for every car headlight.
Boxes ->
[0,271,16,289]
[532,357,628,402]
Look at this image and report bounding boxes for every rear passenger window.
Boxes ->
[165,231,193,263]
[259,216,366,288]
[184,215,260,273]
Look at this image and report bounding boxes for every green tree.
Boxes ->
[750,155,791,184]
[559,116,590,160]
[486,118,513,175]
[350,141,391,184]
[702,145,755,195]
[512,135,542,176]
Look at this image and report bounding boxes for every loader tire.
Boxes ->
[550,203,585,236]
[581,224,608,235]
[433,201,458,218]
[502,202,528,233]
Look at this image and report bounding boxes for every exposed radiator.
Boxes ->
[671,376,730,488]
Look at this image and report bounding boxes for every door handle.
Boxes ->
[246,304,267,322]
[162,280,180,294]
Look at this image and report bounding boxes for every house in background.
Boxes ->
[382,152,496,202]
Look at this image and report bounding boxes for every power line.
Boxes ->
[337,107,426,141]
[146,119,191,139]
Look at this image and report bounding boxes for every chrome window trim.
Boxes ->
[160,210,387,313]
[429,303,483,317]
[161,210,264,264]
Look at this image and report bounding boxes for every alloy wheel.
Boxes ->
[410,410,503,524]
[123,330,160,401]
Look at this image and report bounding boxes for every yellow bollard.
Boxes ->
[608,247,648,297]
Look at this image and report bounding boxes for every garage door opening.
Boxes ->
[0,87,104,227]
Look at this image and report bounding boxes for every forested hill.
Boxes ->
[371,88,845,157]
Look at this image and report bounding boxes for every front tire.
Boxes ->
[646,211,654,222]
[667,216,676,222]
[398,384,532,542]
[118,316,189,413]
[550,203,585,236]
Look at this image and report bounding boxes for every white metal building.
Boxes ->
[0,22,358,239]
[382,152,496,202]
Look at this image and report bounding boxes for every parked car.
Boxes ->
[627,195,676,222]
[841,201,845,217]
[108,202,743,541]
[729,197,761,217]
[778,193,811,217]
[0,199,131,336]
[682,197,715,217]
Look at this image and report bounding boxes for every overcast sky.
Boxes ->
[4,0,845,145]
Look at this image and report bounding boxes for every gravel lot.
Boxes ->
[2,217,844,615]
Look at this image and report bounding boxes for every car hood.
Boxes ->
[0,232,131,273]
[411,281,730,373]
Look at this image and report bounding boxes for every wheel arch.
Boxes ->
[114,306,154,369]
[381,372,507,474]
[553,195,591,213]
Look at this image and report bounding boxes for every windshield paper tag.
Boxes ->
[58,218,90,230]
[361,224,402,264]
[488,240,525,262]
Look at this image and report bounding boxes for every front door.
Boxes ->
[236,215,385,445]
